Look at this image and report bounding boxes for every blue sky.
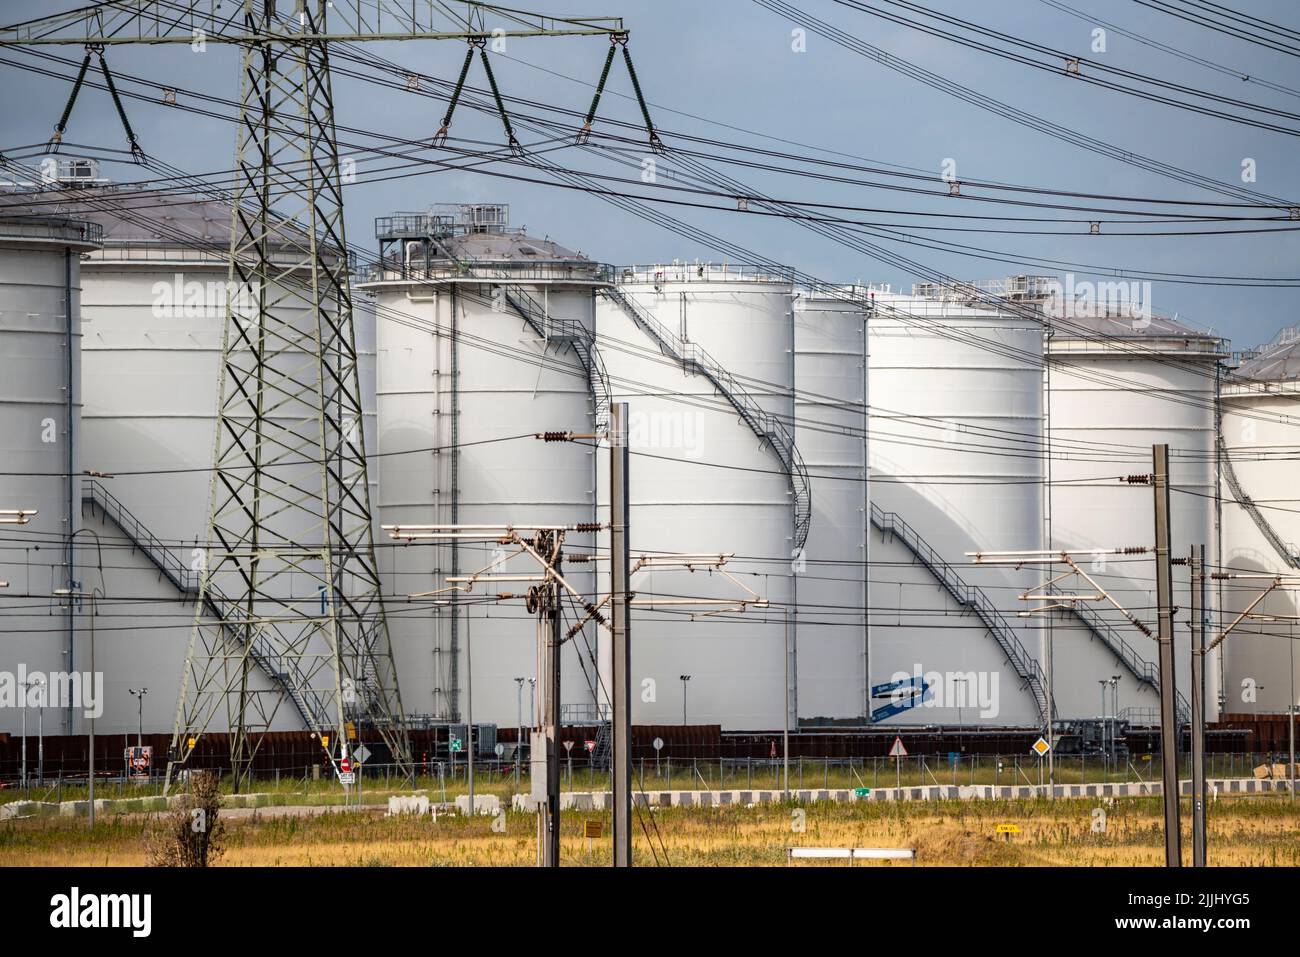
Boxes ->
[3,0,1296,348]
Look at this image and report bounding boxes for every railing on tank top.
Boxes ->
[870,501,1051,724]
[600,285,812,551]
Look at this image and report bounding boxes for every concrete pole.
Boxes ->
[1191,545,1207,867]
[783,610,790,799]
[543,577,562,867]
[466,609,473,818]
[1152,444,1181,867]
[88,592,96,829]
[610,403,632,867]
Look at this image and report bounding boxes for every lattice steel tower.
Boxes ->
[0,1,624,789]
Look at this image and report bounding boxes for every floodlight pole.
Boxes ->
[1152,444,1181,867]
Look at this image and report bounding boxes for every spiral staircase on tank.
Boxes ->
[1218,433,1300,570]
[599,286,812,552]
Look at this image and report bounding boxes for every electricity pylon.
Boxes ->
[0,1,624,789]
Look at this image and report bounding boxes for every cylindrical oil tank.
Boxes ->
[793,287,868,721]
[867,285,1045,727]
[595,262,795,730]
[363,205,605,727]
[1219,326,1300,716]
[0,213,101,737]
[0,182,350,734]
[1047,309,1225,721]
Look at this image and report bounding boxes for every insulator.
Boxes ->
[574,522,601,532]
[540,431,570,442]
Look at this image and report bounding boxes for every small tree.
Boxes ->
[147,770,226,867]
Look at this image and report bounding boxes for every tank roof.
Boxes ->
[1047,311,1220,340]
[0,187,230,243]
[1234,325,1300,382]
[374,205,589,264]
[0,212,103,249]
[0,186,322,259]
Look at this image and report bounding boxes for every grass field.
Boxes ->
[2,794,1296,867]
[3,752,1283,807]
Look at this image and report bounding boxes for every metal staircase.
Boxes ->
[500,284,611,434]
[600,285,812,551]
[82,480,325,727]
[589,721,612,771]
[422,234,612,435]
[1219,433,1300,569]
[1056,587,1190,724]
[870,501,1052,725]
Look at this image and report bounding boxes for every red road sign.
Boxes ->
[888,736,908,758]
[339,757,352,774]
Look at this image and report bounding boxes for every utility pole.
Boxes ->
[544,569,562,867]
[465,611,473,819]
[783,611,791,798]
[1152,444,1181,867]
[610,403,632,868]
[386,516,767,868]
[1291,626,1296,804]
[1190,545,1207,867]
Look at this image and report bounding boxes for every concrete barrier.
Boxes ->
[387,794,430,816]
[454,793,500,817]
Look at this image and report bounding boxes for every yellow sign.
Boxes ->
[187,737,196,749]
[583,820,603,839]
[996,823,1021,834]
[1031,737,1051,757]
[346,722,357,741]
[321,735,330,748]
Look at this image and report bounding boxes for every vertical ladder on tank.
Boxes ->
[870,501,1052,725]
[81,480,325,728]
[599,285,812,551]
[1218,433,1300,569]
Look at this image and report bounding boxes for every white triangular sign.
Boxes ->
[889,736,908,758]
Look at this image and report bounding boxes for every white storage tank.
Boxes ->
[867,283,1047,727]
[1047,305,1225,721]
[1219,326,1300,716]
[0,213,101,737]
[362,205,605,727]
[793,287,868,721]
[595,262,797,730]
[0,179,346,734]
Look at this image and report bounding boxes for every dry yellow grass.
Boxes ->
[2,796,1296,867]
